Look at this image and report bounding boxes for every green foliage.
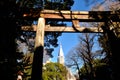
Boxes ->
[80,59,112,80]
[42,62,68,80]
[44,0,74,10]
[15,0,74,80]
[16,0,74,57]
[17,53,33,80]
[16,0,74,10]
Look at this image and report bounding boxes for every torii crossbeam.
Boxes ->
[22,9,120,33]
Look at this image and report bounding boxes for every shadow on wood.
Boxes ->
[31,46,43,80]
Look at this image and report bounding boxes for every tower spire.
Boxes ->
[57,43,64,65]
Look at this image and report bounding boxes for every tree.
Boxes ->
[80,59,112,80]
[80,0,120,79]
[77,33,99,80]
[16,1,74,80]
[42,62,68,80]
[0,0,18,80]
[89,0,120,79]
[16,52,33,80]
[66,33,105,80]
[65,47,83,80]
[84,0,120,8]
[15,0,75,60]
[0,0,74,79]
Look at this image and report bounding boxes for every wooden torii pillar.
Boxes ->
[22,9,120,80]
[31,18,45,80]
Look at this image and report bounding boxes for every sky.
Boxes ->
[51,0,92,62]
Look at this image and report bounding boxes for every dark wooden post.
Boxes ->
[31,18,45,80]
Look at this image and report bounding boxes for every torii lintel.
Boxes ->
[22,9,120,33]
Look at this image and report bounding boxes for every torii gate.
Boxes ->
[22,9,120,80]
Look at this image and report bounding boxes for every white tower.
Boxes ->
[57,43,64,65]
[57,43,76,80]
